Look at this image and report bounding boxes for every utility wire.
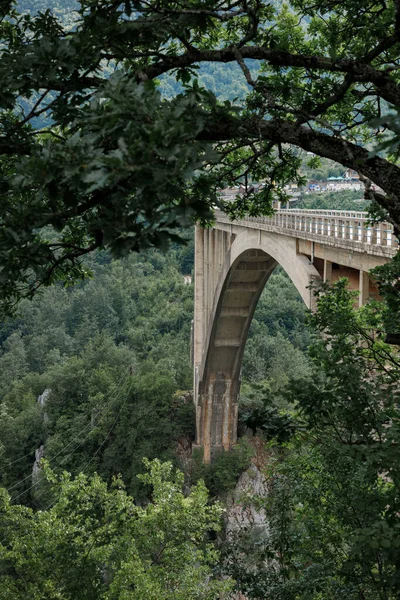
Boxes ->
[0,370,133,549]
[1,449,37,469]
[42,381,133,512]
[10,372,130,504]
[6,370,130,502]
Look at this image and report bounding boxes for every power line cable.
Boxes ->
[6,370,130,501]
[10,373,130,504]
[6,370,128,494]
[1,449,37,469]
[0,371,133,548]
[42,381,134,512]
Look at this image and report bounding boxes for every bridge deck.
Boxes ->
[214,209,398,259]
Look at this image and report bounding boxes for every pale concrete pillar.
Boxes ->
[359,270,370,307]
[194,226,205,369]
[215,229,223,274]
[203,228,209,326]
[209,228,215,308]
[218,229,224,274]
[198,375,239,464]
[224,229,229,255]
[323,259,332,283]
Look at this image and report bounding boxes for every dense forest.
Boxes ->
[1,0,400,598]
[0,230,314,501]
[2,216,400,599]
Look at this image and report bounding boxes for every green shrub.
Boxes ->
[192,439,253,498]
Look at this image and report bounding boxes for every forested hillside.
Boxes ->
[18,0,253,107]
[0,231,311,505]
[18,0,77,13]
[0,242,192,501]
[2,1,400,598]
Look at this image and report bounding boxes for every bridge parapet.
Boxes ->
[215,209,398,258]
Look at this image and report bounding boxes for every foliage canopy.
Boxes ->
[2,0,400,311]
[224,279,400,600]
[0,458,233,599]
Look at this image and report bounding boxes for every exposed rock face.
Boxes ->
[174,390,194,485]
[224,437,274,600]
[37,389,50,407]
[225,463,270,534]
[32,445,45,479]
[176,435,193,474]
[32,389,51,483]
[37,388,50,423]
[225,436,272,532]
[32,444,44,479]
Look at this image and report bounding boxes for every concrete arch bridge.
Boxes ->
[193,208,398,462]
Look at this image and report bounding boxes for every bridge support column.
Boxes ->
[323,259,332,283]
[359,270,370,307]
[194,226,205,369]
[196,374,239,463]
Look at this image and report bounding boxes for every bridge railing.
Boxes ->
[215,209,398,251]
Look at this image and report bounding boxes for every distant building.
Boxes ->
[305,176,362,193]
[344,168,360,180]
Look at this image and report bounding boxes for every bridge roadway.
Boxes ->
[193,209,398,462]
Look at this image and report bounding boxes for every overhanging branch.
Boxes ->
[199,115,400,228]
[143,45,400,107]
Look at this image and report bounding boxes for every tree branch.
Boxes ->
[143,46,400,106]
[198,116,400,228]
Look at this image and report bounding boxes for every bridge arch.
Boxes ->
[194,227,321,462]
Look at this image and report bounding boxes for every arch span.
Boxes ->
[194,227,321,463]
